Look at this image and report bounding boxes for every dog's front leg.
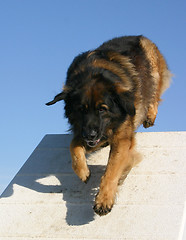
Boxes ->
[70,137,90,183]
[94,137,134,216]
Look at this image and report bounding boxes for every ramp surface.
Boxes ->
[0,132,186,240]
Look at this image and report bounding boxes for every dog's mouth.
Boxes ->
[85,139,101,148]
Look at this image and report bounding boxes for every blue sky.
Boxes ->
[0,0,186,194]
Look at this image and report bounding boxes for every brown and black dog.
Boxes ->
[46,35,171,216]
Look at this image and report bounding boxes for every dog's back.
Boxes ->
[98,35,171,128]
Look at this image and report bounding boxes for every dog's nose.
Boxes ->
[82,128,98,140]
[89,129,97,139]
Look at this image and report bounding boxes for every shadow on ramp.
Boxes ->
[1,147,106,225]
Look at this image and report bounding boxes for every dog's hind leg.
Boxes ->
[70,137,90,183]
[143,68,171,129]
[141,37,171,129]
[143,101,158,128]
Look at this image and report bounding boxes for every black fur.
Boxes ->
[46,35,159,148]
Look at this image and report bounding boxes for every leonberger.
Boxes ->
[46,35,171,216]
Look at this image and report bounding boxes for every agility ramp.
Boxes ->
[0,132,186,240]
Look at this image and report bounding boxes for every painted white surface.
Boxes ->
[0,132,186,240]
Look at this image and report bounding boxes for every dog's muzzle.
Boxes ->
[85,138,101,147]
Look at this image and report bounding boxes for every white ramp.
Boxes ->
[0,132,186,240]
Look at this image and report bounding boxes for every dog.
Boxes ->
[46,35,171,216]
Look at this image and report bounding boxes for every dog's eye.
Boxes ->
[98,106,107,113]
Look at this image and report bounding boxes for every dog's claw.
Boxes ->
[83,171,91,184]
[93,204,112,216]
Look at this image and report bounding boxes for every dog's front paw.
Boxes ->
[72,163,91,183]
[93,192,114,216]
[93,203,112,216]
[79,167,91,183]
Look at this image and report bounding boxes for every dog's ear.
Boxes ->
[46,91,67,106]
[117,92,136,116]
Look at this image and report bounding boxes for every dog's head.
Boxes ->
[46,74,135,148]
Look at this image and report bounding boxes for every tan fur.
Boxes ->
[70,138,90,182]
